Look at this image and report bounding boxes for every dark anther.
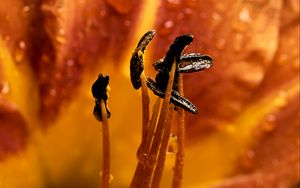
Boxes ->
[93,100,111,121]
[91,74,111,121]
[153,53,213,73]
[146,77,198,114]
[154,34,193,92]
[130,30,156,89]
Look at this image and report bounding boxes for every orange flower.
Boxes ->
[0,0,299,187]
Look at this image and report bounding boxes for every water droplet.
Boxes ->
[262,122,276,132]
[159,20,174,36]
[109,174,114,182]
[266,114,276,122]
[183,8,193,18]
[22,5,31,13]
[273,91,287,107]
[239,149,255,170]
[212,12,221,21]
[137,152,147,166]
[177,12,185,20]
[55,35,65,44]
[14,41,26,62]
[58,28,65,35]
[167,133,178,154]
[99,172,114,182]
[58,7,64,13]
[100,9,107,17]
[4,35,10,42]
[247,150,255,158]
[19,41,26,49]
[164,20,174,29]
[124,20,131,27]
[66,59,74,66]
[167,0,182,9]
[239,7,252,23]
[49,88,57,96]
[0,81,10,95]
[216,38,226,49]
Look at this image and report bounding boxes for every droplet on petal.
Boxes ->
[14,40,26,62]
[159,20,174,36]
[0,81,10,95]
[166,0,182,10]
[49,88,57,96]
[239,7,252,23]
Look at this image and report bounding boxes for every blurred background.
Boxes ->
[0,0,299,187]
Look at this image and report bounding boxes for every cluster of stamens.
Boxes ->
[91,30,212,188]
[129,30,213,188]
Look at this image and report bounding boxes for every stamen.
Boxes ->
[140,72,150,141]
[130,98,161,188]
[172,74,185,188]
[100,99,110,188]
[141,61,177,187]
[91,74,111,188]
[130,30,156,143]
[153,53,213,73]
[137,98,161,163]
[151,104,175,188]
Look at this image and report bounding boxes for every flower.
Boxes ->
[0,0,299,187]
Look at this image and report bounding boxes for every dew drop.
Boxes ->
[49,88,57,96]
[266,114,276,122]
[22,5,31,13]
[0,81,10,95]
[246,150,255,159]
[239,7,252,23]
[66,59,74,66]
[100,9,107,17]
[159,20,174,36]
[14,41,26,62]
[55,35,66,44]
[216,38,226,49]
[239,149,255,170]
[4,35,10,42]
[124,20,131,27]
[137,152,147,165]
[167,133,178,154]
[164,20,174,29]
[99,172,114,182]
[166,0,182,9]
[262,122,276,132]
[58,28,65,35]
[183,8,193,17]
[212,12,221,20]
[273,91,287,107]
[19,41,26,49]
[109,174,114,182]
